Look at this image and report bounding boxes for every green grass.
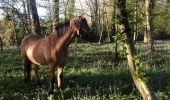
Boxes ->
[0,42,170,99]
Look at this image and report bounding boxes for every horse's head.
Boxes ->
[70,16,91,37]
[70,15,98,42]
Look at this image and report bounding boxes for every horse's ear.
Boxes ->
[70,17,80,33]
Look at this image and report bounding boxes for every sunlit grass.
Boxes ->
[0,42,170,99]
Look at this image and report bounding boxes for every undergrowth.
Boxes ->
[0,42,170,99]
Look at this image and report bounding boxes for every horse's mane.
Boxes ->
[55,21,70,36]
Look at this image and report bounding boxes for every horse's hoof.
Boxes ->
[48,90,54,95]
[24,79,27,83]
[24,78,28,83]
[36,80,42,87]
[60,90,64,97]
[59,88,63,93]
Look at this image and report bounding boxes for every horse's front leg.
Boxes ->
[57,66,63,91]
[48,64,55,95]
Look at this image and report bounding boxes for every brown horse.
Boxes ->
[20,16,93,94]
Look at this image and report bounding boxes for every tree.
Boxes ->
[27,0,41,34]
[0,37,3,52]
[83,0,100,42]
[112,0,119,67]
[144,0,149,43]
[90,0,99,36]
[22,0,30,35]
[0,0,15,46]
[144,0,155,66]
[133,0,138,41]
[101,0,111,42]
[51,0,59,32]
[68,0,75,19]
[144,0,154,45]
[117,0,153,99]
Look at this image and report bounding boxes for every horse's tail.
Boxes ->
[20,35,31,56]
[20,43,26,57]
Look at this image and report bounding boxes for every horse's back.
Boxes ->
[20,34,43,57]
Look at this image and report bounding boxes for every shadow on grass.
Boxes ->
[0,45,170,99]
[62,67,134,99]
[148,70,170,92]
[0,67,170,99]
[0,67,134,99]
[0,69,49,100]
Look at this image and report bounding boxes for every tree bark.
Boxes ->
[101,0,110,42]
[27,0,41,35]
[63,0,69,22]
[144,0,155,65]
[0,37,3,52]
[52,0,59,32]
[22,0,30,35]
[117,0,153,99]
[144,0,152,44]
[144,0,149,43]
[91,0,98,33]
[133,0,138,41]
[26,0,31,26]
[68,0,75,19]
[112,0,119,67]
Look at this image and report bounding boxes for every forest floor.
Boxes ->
[0,41,170,100]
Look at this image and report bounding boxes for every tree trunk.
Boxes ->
[68,0,75,19]
[94,0,98,29]
[144,0,155,66]
[112,0,119,67]
[133,0,138,42]
[22,0,29,35]
[27,0,41,35]
[11,8,17,46]
[52,0,59,32]
[63,0,69,22]
[0,37,3,52]
[26,0,31,26]
[144,0,151,44]
[143,27,148,43]
[91,0,98,33]
[117,0,153,99]
[102,0,110,42]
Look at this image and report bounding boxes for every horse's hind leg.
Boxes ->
[34,65,41,85]
[22,57,31,82]
[48,64,55,94]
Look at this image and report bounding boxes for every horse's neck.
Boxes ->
[57,30,76,49]
[49,30,76,52]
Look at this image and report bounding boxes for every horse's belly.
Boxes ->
[27,46,41,65]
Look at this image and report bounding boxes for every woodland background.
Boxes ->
[0,0,170,46]
[0,0,170,99]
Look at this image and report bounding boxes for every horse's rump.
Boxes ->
[20,34,44,57]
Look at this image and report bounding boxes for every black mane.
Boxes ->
[55,21,70,36]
